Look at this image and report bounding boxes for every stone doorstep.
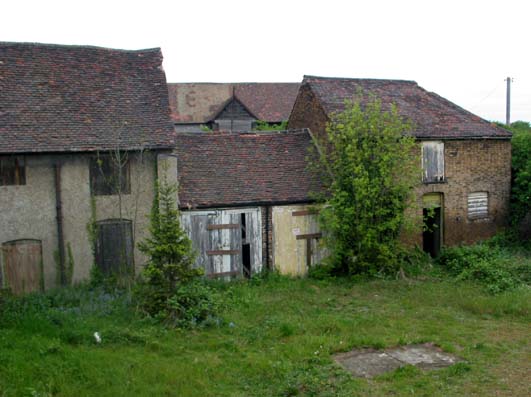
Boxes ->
[334,343,463,378]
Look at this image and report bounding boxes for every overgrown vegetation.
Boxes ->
[507,121,530,231]
[312,98,419,276]
[253,120,288,131]
[437,234,530,294]
[135,179,218,327]
[0,274,529,396]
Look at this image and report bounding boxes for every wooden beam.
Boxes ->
[206,224,240,230]
[296,233,322,240]
[206,249,240,256]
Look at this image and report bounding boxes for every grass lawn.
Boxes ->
[1,274,529,397]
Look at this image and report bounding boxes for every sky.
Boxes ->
[1,0,529,123]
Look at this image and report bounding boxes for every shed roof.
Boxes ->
[167,83,300,124]
[0,42,175,154]
[301,75,511,139]
[175,129,323,208]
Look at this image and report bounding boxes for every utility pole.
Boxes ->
[505,77,512,126]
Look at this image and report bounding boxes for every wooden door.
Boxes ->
[181,208,262,278]
[95,219,134,275]
[1,239,43,294]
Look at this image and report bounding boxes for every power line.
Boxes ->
[469,81,504,111]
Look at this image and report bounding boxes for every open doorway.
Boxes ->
[422,193,443,257]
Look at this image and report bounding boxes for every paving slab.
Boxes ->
[334,343,463,378]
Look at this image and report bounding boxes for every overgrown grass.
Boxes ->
[1,265,529,396]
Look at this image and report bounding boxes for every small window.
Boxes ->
[468,192,488,220]
[0,156,26,186]
[422,141,444,183]
[90,155,130,196]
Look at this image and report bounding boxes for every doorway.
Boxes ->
[422,193,443,257]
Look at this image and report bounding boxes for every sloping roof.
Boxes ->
[302,75,511,139]
[0,42,175,154]
[175,130,323,208]
[167,83,300,124]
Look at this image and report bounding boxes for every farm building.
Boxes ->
[288,75,512,256]
[167,83,300,132]
[174,130,326,277]
[0,42,176,293]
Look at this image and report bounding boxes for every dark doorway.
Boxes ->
[423,207,442,257]
[241,213,251,278]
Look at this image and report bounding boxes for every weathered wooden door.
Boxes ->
[181,208,262,278]
[1,239,43,294]
[95,219,134,275]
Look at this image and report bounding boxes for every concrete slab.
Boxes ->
[334,343,463,378]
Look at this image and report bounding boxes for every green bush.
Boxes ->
[311,98,419,276]
[437,241,524,294]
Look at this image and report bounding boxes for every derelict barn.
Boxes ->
[174,130,326,278]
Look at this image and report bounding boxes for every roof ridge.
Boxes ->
[0,41,161,53]
[176,128,310,137]
[303,75,418,84]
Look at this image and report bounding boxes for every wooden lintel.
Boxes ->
[206,224,240,230]
[291,209,319,217]
[207,270,241,279]
[296,233,322,240]
[206,249,240,256]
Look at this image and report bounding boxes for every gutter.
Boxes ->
[53,162,66,286]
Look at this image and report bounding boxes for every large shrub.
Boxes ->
[312,98,418,275]
[508,121,531,233]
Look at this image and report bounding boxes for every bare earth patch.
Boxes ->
[334,343,463,378]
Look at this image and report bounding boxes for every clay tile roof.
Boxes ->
[0,42,175,154]
[175,129,323,208]
[303,75,511,139]
[167,83,300,124]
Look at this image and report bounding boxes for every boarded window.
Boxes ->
[95,219,134,275]
[90,155,130,195]
[1,239,42,294]
[468,192,488,220]
[422,141,444,183]
[0,156,26,186]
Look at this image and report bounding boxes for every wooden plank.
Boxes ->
[2,240,42,295]
[296,233,323,240]
[206,249,240,256]
[291,209,319,217]
[206,270,241,279]
[206,223,239,230]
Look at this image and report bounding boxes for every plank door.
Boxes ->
[95,219,134,275]
[1,239,43,294]
[206,211,242,278]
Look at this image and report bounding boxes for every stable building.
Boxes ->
[288,75,512,255]
[174,130,325,277]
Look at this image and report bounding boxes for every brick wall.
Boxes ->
[287,84,328,138]
[414,139,511,245]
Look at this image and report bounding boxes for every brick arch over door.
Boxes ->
[95,219,134,276]
[1,239,43,294]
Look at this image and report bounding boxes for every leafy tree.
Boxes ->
[506,121,531,233]
[313,98,419,275]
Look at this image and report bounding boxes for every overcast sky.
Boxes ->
[2,0,529,123]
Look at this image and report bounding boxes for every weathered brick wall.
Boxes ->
[413,139,511,246]
[287,84,328,139]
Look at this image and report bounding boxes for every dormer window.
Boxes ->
[422,141,444,183]
[0,156,26,186]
